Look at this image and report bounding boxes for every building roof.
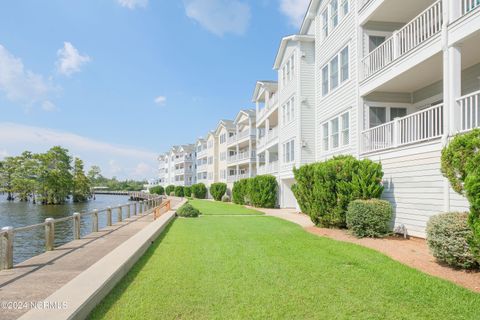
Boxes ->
[233,109,256,124]
[215,119,235,135]
[273,34,315,70]
[300,0,320,35]
[252,80,278,102]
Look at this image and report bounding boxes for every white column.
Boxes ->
[448,0,462,22]
[266,118,270,141]
[448,46,462,134]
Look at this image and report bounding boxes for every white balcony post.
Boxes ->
[448,0,461,21]
[449,46,462,134]
[392,30,399,59]
[266,118,270,141]
[393,118,400,147]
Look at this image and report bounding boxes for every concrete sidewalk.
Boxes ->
[254,207,314,228]
[0,197,182,320]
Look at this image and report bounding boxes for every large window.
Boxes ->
[331,0,338,28]
[390,107,407,121]
[322,111,350,151]
[321,0,349,41]
[220,133,226,144]
[322,45,349,96]
[322,9,329,39]
[341,0,349,16]
[369,107,386,128]
[281,53,296,87]
[283,140,295,163]
[369,36,386,52]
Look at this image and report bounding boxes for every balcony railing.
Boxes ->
[258,93,279,120]
[362,1,442,79]
[227,129,254,145]
[463,0,480,14]
[458,90,480,132]
[257,127,279,148]
[227,150,256,164]
[361,104,444,154]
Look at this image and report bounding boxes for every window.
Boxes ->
[322,66,329,96]
[331,118,339,148]
[321,111,350,151]
[331,0,338,28]
[330,56,339,90]
[390,108,407,121]
[283,140,295,163]
[369,36,386,52]
[220,133,226,144]
[369,107,386,128]
[340,47,349,82]
[208,156,213,165]
[282,97,295,125]
[341,113,350,145]
[290,54,295,79]
[321,45,349,96]
[322,123,329,151]
[322,9,329,39]
[220,152,226,161]
[341,0,349,16]
[286,61,290,81]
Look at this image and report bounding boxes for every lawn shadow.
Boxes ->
[89,219,177,318]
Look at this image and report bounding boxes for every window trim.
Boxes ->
[321,44,350,98]
[282,95,296,126]
[283,139,296,164]
[321,110,351,152]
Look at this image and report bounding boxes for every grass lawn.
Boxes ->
[91,202,480,320]
[187,199,264,215]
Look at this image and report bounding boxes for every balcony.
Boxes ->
[360,104,444,154]
[463,0,480,15]
[257,161,278,175]
[227,172,251,183]
[227,129,255,145]
[227,150,256,164]
[457,90,480,132]
[257,127,279,149]
[197,149,207,158]
[361,1,442,80]
[257,93,279,122]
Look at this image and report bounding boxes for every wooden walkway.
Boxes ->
[0,197,182,320]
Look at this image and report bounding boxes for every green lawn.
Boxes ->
[91,202,480,320]
[187,199,264,215]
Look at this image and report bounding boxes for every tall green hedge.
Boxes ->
[149,185,164,195]
[210,182,227,201]
[441,129,480,258]
[174,186,184,197]
[184,186,192,197]
[191,183,207,199]
[165,185,175,196]
[232,179,249,205]
[231,175,277,208]
[292,156,384,228]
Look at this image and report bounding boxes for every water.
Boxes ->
[0,194,133,265]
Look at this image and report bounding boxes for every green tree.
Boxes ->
[72,158,91,202]
[0,157,17,201]
[12,152,39,202]
[37,146,73,204]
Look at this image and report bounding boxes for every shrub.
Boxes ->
[176,203,200,218]
[232,179,249,205]
[441,129,480,255]
[149,186,164,195]
[210,183,227,201]
[222,194,230,202]
[292,156,384,228]
[169,192,175,197]
[165,185,175,196]
[174,186,184,197]
[184,186,192,197]
[346,199,392,238]
[426,212,479,269]
[248,175,278,208]
[191,183,207,199]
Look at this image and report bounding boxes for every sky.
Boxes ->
[0,0,310,180]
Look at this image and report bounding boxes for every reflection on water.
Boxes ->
[0,194,134,265]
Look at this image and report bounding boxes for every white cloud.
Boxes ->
[41,100,57,112]
[117,0,148,9]
[279,0,311,28]
[0,123,158,180]
[56,42,91,76]
[184,0,251,36]
[154,96,167,106]
[0,44,54,108]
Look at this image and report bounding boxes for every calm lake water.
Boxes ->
[0,194,133,265]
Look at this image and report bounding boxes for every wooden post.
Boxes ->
[1,227,14,270]
[107,207,112,226]
[117,205,123,223]
[73,213,81,240]
[92,209,99,233]
[45,218,55,251]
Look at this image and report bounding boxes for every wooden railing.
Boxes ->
[361,104,444,153]
[457,90,480,132]
[0,196,164,270]
[362,1,442,79]
[153,200,171,220]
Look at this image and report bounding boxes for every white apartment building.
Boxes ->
[226,109,257,188]
[160,144,196,187]
[290,0,480,237]
[215,120,236,185]
[206,131,219,188]
[196,137,208,185]
[158,154,167,186]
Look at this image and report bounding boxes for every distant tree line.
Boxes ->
[0,147,147,205]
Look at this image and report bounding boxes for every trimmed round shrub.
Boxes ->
[149,185,164,195]
[174,186,184,197]
[176,203,200,218]
[232,179,248,205]
[426,212,479,269]
[248,175,278,208]
[191,183,207,199]
[165,185,175,196]
[346,199,392,238]
[184,186,192,197]
[210,182,227,201]
[222,194,230,202]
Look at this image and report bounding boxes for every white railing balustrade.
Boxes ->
[463,0,480,14]
[362,1,442,79]
[398,104,443,145]
[458,90,480,132]
[361,104,444,153]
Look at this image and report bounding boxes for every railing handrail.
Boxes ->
[457,89,480,101]
[396,0,442,37]
[361,119,395,134]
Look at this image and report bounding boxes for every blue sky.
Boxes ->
[0,0,309,179]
